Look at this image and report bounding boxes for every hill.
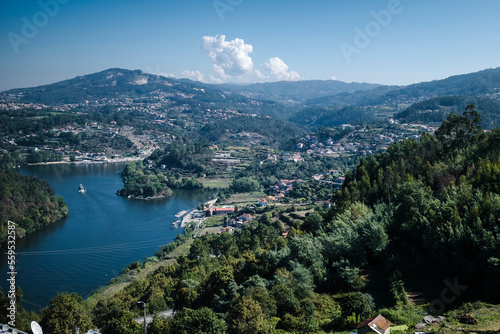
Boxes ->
[0,69,307,146]
[333,107,500,302]
[287,105,378,130]
[305,67,500,108]
[0,152,68,244]
[394,96,500,129]
[0,68,289,119]
[218,80,383,106]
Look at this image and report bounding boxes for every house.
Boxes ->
[239,214,253,222]
[205,207,235,216]
[356,314,392,334]
[218,226,234,234]
[258,198,268,207]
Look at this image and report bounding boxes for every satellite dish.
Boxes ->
[31,321,43,334]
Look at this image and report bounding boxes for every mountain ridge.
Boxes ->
[304,67,500,107]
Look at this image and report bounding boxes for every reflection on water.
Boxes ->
[0,163,209,311]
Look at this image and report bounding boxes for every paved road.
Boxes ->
[133,309,174,325]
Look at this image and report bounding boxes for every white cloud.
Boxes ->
[143,65,175,78]
[160,73,175,78]
[180,70,205,82]
[330,75,337,80]
[263,57,300,81]
[202,35,254,79]
[197,35,300,83]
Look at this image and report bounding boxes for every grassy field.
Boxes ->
[198,177,231,189]
[203,215,225,227]
[224,146,251,151]
[222,191,267,206]
[198,226,223,236]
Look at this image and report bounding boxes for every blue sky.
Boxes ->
[1,0,499,91]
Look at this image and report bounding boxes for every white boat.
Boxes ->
[77,184,86,193]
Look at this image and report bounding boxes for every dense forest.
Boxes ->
[0,152,68,244]
[332,106,500,297]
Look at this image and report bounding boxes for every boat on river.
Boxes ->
[77,184,86,193]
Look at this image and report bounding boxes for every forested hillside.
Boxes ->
[394,96,500,128]
[334,106,500,297]
[199,116,307,143]
[0,152,68,244]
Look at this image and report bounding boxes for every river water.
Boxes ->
[0,163,210,311]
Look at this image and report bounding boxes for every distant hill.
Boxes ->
[304,85,400,107]
[0,68,289,118]
[2,68,181,104]
[287,106,377,130]
[394,96,500,129]
[0,68,309,145]
[395,67,500,98]
[218,80,383,106]
[305,67,500,107]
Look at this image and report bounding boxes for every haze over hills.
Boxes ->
[217,80,384,106]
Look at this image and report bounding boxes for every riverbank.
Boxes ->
[180,198,217,228]
[27,156,145,166]
[124,194,171,200]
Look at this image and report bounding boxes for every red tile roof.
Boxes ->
[356,314,392,331]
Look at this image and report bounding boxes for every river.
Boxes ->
[0,163,210,311]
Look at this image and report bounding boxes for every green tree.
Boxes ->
[105,314,142,334]
[338,292,373,323]
[435,105,483,155]
[40,292,94,334]
[227,296,269,334]
[170,307,226,334]
[231,177,262,193]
